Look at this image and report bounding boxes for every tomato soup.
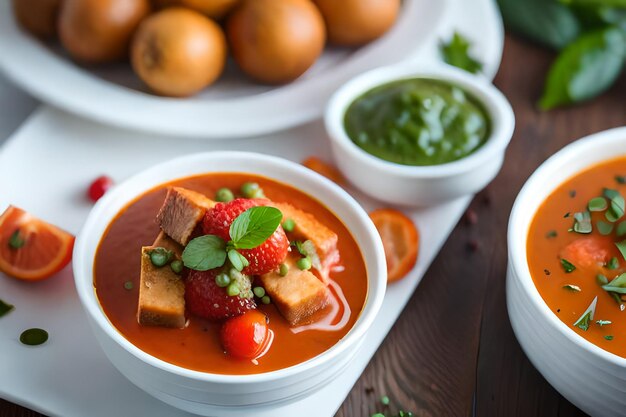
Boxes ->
[528,157,626,357]
[94,173,368,374]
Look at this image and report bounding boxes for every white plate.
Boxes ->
[0,0,504,415]
[0,0,447,139]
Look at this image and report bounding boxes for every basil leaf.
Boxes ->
[561,258,577,272]
[602,272,626,294]
[539,27,626,110]
[616,240,626,260]
[440,32,483,74]
[228,249,249,272]
[0,299,14,318]
[182,235,227,271]
[561,0,626,7]
[573,296,597,330]
[497,0,581,50]
[230,206,283,249]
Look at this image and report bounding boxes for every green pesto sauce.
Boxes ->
[344,78,491,166]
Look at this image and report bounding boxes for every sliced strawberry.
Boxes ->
[185,269,256,321]
[203,198,289,275]
[221,310,270,359]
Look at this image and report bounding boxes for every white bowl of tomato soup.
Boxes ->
[73,152,386,415]
[508,127,626,417]
[325,63,514,206]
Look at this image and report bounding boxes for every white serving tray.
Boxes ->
[0,0,504,415]
[0,0,446,138]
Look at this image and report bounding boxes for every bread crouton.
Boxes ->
[137,244,185,328]
[258,257,329,326]
[156,187,216,246]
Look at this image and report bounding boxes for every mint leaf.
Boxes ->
[230,206,282,249]
[440,32,483,74]
[228,249,249,272]
[182,235,227,271]
[573,296,597,331]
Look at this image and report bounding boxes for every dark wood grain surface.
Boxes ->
[2,34,625,417]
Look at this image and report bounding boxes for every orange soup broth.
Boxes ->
[94,173,368,374]
[528,157,626,357]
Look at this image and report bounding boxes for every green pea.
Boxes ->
[215,273,231,288]
[297,257,312,271]
[241,182,265,199]
[170,260,183,274]
[215,187,235,203]
[261,295,271,305]
[123,281,134,290]
[227,282,240,296]
[149,247,173,267]
[282,218,296,232]
[253,287,265,298]
[279,263,289,276]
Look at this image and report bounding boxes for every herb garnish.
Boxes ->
[183,206,282,272]
[123,281,134,290]
[605,335,614,341]
[603,188,625,222]
[563,284,581,292]
[606,257,620,270]
[560,258,576,273]
[572,211,592,233]
[8,229,25,249]
[564,212,571,218]
[597,221,614,235]
[544,269,551,276]
[616,175,626,185]
[546,230,558,239]
[617,221,626,237]
[573,296,597,331]
[596,320,612,326]
[601,273,626,294]
[596,274,609,285]
[440,32,483,74]
[616,240,626,261]
[569,190,577,198]
[0,299,14,317]
[588,197,607,212]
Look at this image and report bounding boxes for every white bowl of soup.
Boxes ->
[508,127,626,417]
[73,151,386,416]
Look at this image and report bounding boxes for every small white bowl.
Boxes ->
[73,152,386,416]
[508,127,626,417]
[325,63,515,206]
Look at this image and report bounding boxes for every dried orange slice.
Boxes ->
[0,206,74,281]
[370,209,419,283]
[302,157,344,185]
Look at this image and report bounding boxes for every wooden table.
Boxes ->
[2,33,625,417]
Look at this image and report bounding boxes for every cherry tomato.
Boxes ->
[220,310,269,359]
[88,175,114,202]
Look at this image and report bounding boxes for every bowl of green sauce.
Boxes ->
[325,63,514,206]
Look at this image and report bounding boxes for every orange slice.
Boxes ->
[370,209,419,283]
[0,206,75,281]
[302,157,344,185]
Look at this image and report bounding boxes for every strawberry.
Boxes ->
[203,198,289,275]
[185,269,256,321]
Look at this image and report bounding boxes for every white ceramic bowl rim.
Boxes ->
[508,126,626,368]
[73,151,387,384]
[324,62,515,178]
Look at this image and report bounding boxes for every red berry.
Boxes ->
[185,269,256,321]
[203,198,289,275]
[88,175,114,202]
[220,310,270,359]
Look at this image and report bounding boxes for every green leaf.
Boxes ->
[440,32,483,74]
[539,27,626,110]
[596,319,612,326]
[604,188,626,221]
[0,299,14,318]
[616,240,626,260]
[230,206,283,249]
[228,249,249,272]
[561,258,577,272]
[597,221,614,235]
[563,284,582,291]
[605,335,614,340]
[561,0,626,6]
[573,296,597,330]
[607,256,620,269]
[182,235,227,271]
[497,0,581,50]
[588,196,608,211]
[573,211,592,233]
[616,221,626,236]
[597,273,609,285]
[602,272,626,293]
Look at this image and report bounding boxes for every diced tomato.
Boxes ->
[220,310,270,359]
[559,236,616,270]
